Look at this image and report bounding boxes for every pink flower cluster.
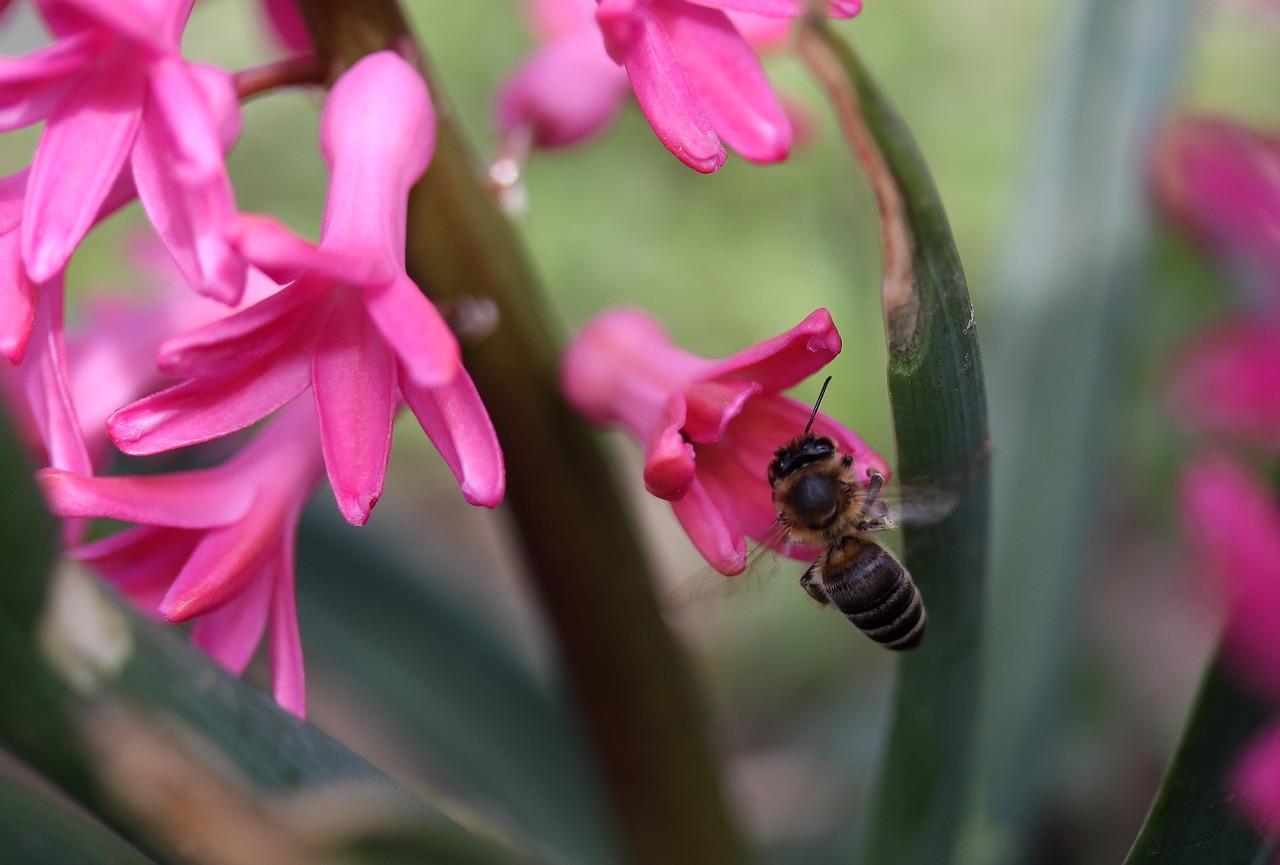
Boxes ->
[0,2,504,717]
[1155,116,1280,834]
[495,0,861,173]
[561,307,886,575]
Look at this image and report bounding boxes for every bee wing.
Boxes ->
[663,520,819,612]
[852,483,958,531]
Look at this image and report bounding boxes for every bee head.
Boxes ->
[767,434,838,487]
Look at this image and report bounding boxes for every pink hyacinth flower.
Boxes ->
[107,51,504,526]
[2,0,247,302]
[562,307,886,574]
[1152,117,1280,300]
[39,399,323,717]
[1180,454,1280,831]
[1169,318,1280,451]
[591,0,859,172]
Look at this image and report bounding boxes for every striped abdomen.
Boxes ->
[820,537,926,650]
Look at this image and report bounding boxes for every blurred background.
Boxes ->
[4,0,1279,862]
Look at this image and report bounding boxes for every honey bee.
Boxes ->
[767,378,927,650]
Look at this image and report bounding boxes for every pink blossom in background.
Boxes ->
[0,0,247,302]
[562,307,886,574]
[1152,117,1280,301]
[1180,454,1280,832]
[39,399,325,717]
[106,51,504,526]
[499,0,858,172]
[259,0,313,55]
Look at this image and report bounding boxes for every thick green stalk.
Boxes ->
[294,4,750,864]
[799,22,991,865]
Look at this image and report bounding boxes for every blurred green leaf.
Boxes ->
[0,758,158,865]
[953,1,1195,862]
[1124,657,1272,864]
[0,408,544,865]
[798,21,990,865]
[296,508,620,865]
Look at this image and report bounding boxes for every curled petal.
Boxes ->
[364,274,459,390]
[190,563,273,674]
[695,441,781,551]
[654,2,790,164]
[643,422,697,500]
[683,378,759,443]
[0,229,35,362]
[71,523,199,613]
[157,279,321,377]
[108,326,314,455]
[400,364,505,508]
[268,539,306,718]
[161,508,276,621]
[231,214,395,286]
[38,465,258,527]
[0,32,98,130]
[619,9,726,172]
[133,57,246,303]
[22,42,145,282]
[703,307,841,389]
[312,294,396,525]
[671,477,747,575]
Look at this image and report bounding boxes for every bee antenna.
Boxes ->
[804,376,832,435]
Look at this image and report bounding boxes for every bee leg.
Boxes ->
[864,468,885,500]
[800,560,830,606]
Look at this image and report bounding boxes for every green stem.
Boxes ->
[799,22,991,865]
[293,4,751,864]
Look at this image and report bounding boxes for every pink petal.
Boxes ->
[311,292,396,526]
[1229,720,1280,832]
[260,0,313,54]
[190,560,273,674]
[108,324,315,455]
[318,52,434,257]
[642,422,697,500]
[23,282,91,474]
[48,0,192,49]
[133,57,246,303]
[695,436,780,546]
[22,42,146,282]
[686,0,860,19]
[268,535,306,717]
[528,0,597,39]
[71,523,199,614]
[1169,318,1280,447]
[616,8,726,172]
[400,363,505,508]
[161,507,276,621]
[364,274,460,390]
[654,1,790,163]
[157,279,322,377]
[495,31,630,147]
[683,378,759,443]
[231,214,395,286]
[671,476,748,574]
[703,308,842,389]
[0,32,98,130]
[0,228,36,362]
[38,464,257,527]
[1180,453,1280,698]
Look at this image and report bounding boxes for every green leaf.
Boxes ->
[1124,656,1273,864]
[295,508,621,865]
[0,759,158,865]
[0,408,543,865]
[798,22,991,865]
[951,1,1195,862]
